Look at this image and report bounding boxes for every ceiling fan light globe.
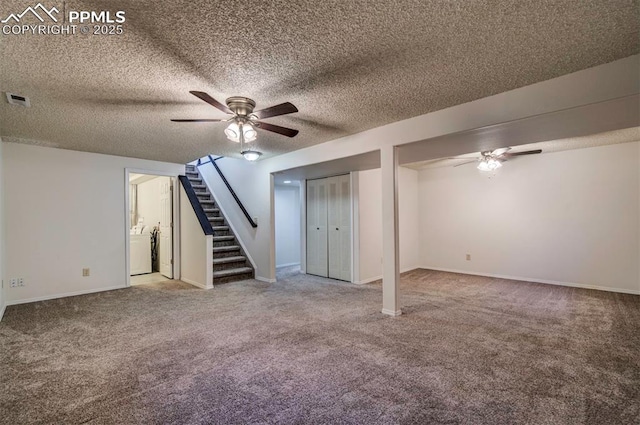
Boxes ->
[241,150,262,161]
[225,122,240,143]
[487,158,502,170]
[478,158,502,171]
[477,160,490,171]
[243,125,257,142]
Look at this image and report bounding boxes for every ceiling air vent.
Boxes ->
[6,92,30,107]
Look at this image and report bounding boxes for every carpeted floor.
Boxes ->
[1,268,638,424]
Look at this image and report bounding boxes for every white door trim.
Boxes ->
[124,168,181,287]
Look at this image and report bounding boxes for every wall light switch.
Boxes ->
[18,278,24,287]
[10,278,17,288]
[82,268,90,277]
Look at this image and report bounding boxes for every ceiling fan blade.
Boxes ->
[492,147,511,156]
[253,102,298,119]
[506,149,542,156]
[189,91,233,114]
[453,159,478,167]
[171,119,224,122]
[255,121,299,137]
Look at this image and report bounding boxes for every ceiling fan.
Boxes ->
[171,91,299,160]
[453,147,542,171]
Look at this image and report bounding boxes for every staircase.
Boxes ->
[185,164,254,285]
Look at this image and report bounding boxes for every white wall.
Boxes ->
[275,184,301,267]
[195,57,639,282]
[135,176,168,229]
[357,167,420,283]
[179,186,212,289]
[2,142,184,304]
[417,141,640,294]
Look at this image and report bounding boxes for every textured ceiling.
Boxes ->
[403,127,640,170]
[1,0,638,163]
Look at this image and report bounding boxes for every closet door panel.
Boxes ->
[328,174,351,281]
[306,179,328,277]
[339,175,352,281]
[327,177,341,279]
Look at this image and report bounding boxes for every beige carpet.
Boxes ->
[1,268,638,424]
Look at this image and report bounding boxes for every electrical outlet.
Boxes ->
[18,278,24,287]
[82,268,90,277]
[466,254,471,261]
[10,278,17,288]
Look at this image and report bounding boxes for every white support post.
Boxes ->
[381,145,402,316]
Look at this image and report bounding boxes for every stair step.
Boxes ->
[213,235,235,242]
[208,217,224,222]
[213,256,246,265]
[212,226,229,231]
[213,267,253,278]
[213,245,240,253]
[192,184,207,190]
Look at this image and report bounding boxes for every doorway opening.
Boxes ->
[128,173,175,286]
[275,179,303,279]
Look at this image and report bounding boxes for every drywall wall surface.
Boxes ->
[357,167,420,283]
[357,169,383,282]
[275,184,301,267]
[2,142,184,304]
[398,166,420,272]
[418,141,640,293]
[179,186,209,289]
[136,176,168,230]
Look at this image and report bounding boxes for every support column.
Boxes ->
[381,145,401,316]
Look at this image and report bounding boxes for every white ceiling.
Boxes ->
[1,0,638,163]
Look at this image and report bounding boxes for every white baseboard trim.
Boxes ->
[255,276,276,283]
[276,262,300,269]
[381,308,402,317]
[421,266,640,296]
[356,275,381,285]
[181,278,212,290]
[6,285,128,306]
[0,302,6,322]
[356,267,420,285]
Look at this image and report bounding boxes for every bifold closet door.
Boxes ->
[327,175,351,281]
[306,178,328,277]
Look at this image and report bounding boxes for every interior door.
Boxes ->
[328,175,351,281]
[306,178,328,277]
[159,177,173,278]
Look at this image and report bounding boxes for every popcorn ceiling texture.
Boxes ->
[0,0,638,163]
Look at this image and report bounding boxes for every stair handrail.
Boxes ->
[178,175,215,235]
[197,155,258,228]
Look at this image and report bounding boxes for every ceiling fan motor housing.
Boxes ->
[226,96,256,116]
